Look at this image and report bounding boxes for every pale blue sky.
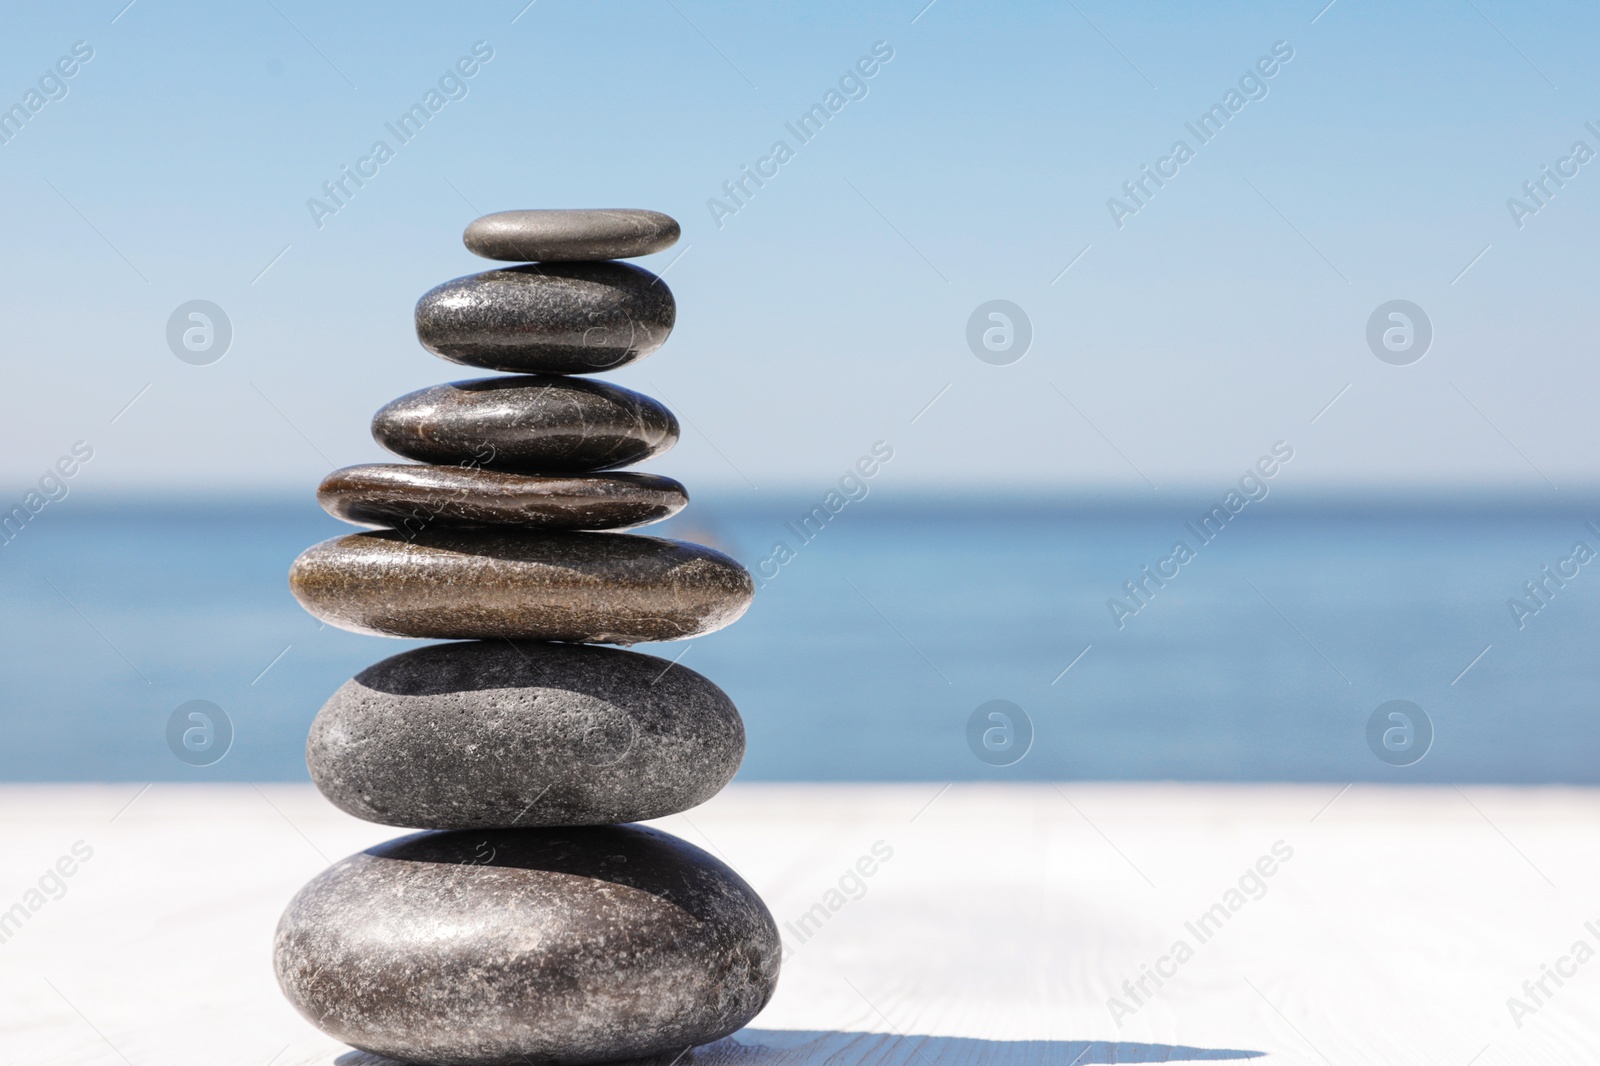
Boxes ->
[2,0,1596,496]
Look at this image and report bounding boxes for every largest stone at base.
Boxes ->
[274,824,780,1066]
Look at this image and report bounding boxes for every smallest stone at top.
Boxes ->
[464,209,680,263]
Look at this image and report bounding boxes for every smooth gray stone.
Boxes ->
[372,376,678,474]
[274,824,780,1066]
[288,529,754,644]
[307,641,744,829]
[318,464,688,532]
[463,208,680,262]
[416,263,675,375]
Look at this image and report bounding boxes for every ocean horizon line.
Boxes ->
[15,483,1600,516]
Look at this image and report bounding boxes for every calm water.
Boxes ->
[1,493,1596,782]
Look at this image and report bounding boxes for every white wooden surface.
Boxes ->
[2,783,1596,1065]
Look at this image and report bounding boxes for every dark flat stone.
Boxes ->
[371,376,678,474]
[289,530,754,644]
[416,263,675,375]
[463,208,680,262]
[318,464,687,532]
[274,824,779,1066]
[308,641,743,829]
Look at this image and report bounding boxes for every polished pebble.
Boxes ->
[462,208,680,263]
[289,529,754,644]
[307,641,743,829]
[371,376,678,474]
[274,824,779,1066]
[318,464,687,532]
[416,263,674,375]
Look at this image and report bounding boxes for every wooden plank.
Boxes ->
[0,783,1595,1064]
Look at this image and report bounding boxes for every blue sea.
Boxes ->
[2,492,1597,782]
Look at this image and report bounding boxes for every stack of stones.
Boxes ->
[273,210,779,1066]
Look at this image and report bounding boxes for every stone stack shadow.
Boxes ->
[273,209,779,1066]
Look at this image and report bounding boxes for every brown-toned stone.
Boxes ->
[317,464,687,532]
[307,641,743,829]
[371,376,678,474]
[288,530,753,644]
[273,824,780,1066]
